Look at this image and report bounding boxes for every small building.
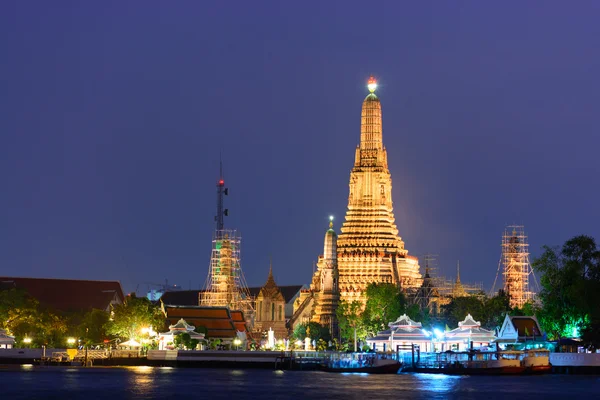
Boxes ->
[0,329,15,349]
[496,314,546,349]
[157,318,206,350]
[161,304,247,345]
[253,266,287,339]
[445,314,496,351]
[367,314,434,353]
[157,285,305,323]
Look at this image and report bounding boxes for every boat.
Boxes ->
[411,349,551,375]
[521,349,553,374]
[320,352,401,374]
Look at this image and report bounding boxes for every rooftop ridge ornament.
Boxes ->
[367,76,377,93]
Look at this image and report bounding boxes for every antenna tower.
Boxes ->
[500,225,536,308]
[201,160,254,325]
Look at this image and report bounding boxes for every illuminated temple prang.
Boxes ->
[336,76,422,304]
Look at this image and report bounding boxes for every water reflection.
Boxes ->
[128,366,156,397]
[2,367,599,400]
[413,373,461,393]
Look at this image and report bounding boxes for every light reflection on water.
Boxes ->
[129,367,156,397]
[412,372,461,393]
[1,367,599,400]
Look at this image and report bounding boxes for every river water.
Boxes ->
[1,365,598,399]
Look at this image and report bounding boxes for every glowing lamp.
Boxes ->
[219,179,224,185]
[67,337,76,345]
[367,76,377,93]
[433,328,444,339]
[329,215,334,221]
[23,337,32,344]
[141,327,149,334]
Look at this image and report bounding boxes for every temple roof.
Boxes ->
[0,329,15,345]
[388,314,422,329]
[169,318,196,332]
[458,314,481,328]
[263,264,277,290]
[363,93,379,103]
[162,305,246,339]
[258,264,284,301]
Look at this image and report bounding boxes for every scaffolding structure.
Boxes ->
[200,229,254,319]
[499,225,535,309]
[412,255,484,314]
[200,162,254,326]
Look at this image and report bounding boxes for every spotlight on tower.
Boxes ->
[329,215,334,222]
[367,76,377,93]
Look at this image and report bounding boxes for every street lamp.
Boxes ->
[23,337,32,344]
[233,338,241,351]
[67,337,76,346]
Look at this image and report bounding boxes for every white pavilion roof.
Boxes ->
[169,318,196,333]
[369,314,430,342]
[388,314,422,329]
[0,329,15,345]
[445,314,495,342]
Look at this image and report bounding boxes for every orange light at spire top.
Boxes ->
[367,76,377,93]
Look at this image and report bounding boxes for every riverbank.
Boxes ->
[2,350,599,374]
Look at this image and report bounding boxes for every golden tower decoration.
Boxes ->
[337,77,422,304]
[310,216,340,338]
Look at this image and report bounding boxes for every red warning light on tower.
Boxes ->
[219,179,224,185]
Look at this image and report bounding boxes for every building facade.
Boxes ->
[254,266,287,338]
[337,77,421,305]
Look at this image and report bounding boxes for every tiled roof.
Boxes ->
[248,285,303,304]
[389,314,422,329]
[162,305,247,339]
[511,316,542,337]
[0,277,124,313]
[159,286,303,307]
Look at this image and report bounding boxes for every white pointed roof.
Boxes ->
[388,314,422,329]
[169,318,196,332]
[446,314,495,342]
[458,314,481,328]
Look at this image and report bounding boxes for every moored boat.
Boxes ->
[521,349,552,374]
[411,349,551,375]
[320,352,401,374]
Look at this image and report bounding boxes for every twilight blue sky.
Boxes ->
[1,1,599,295]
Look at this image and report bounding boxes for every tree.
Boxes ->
[194,325,208,337]
[441,296,485,329]
[482,290,511,330]
[174,332,191,349]
[104,294,165,341]
[0,288,68,347]
[336,300,367,344]
[76,309,109,345]
[533,235,600,349]
[362,283,406,337]
[292,322,331,343]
